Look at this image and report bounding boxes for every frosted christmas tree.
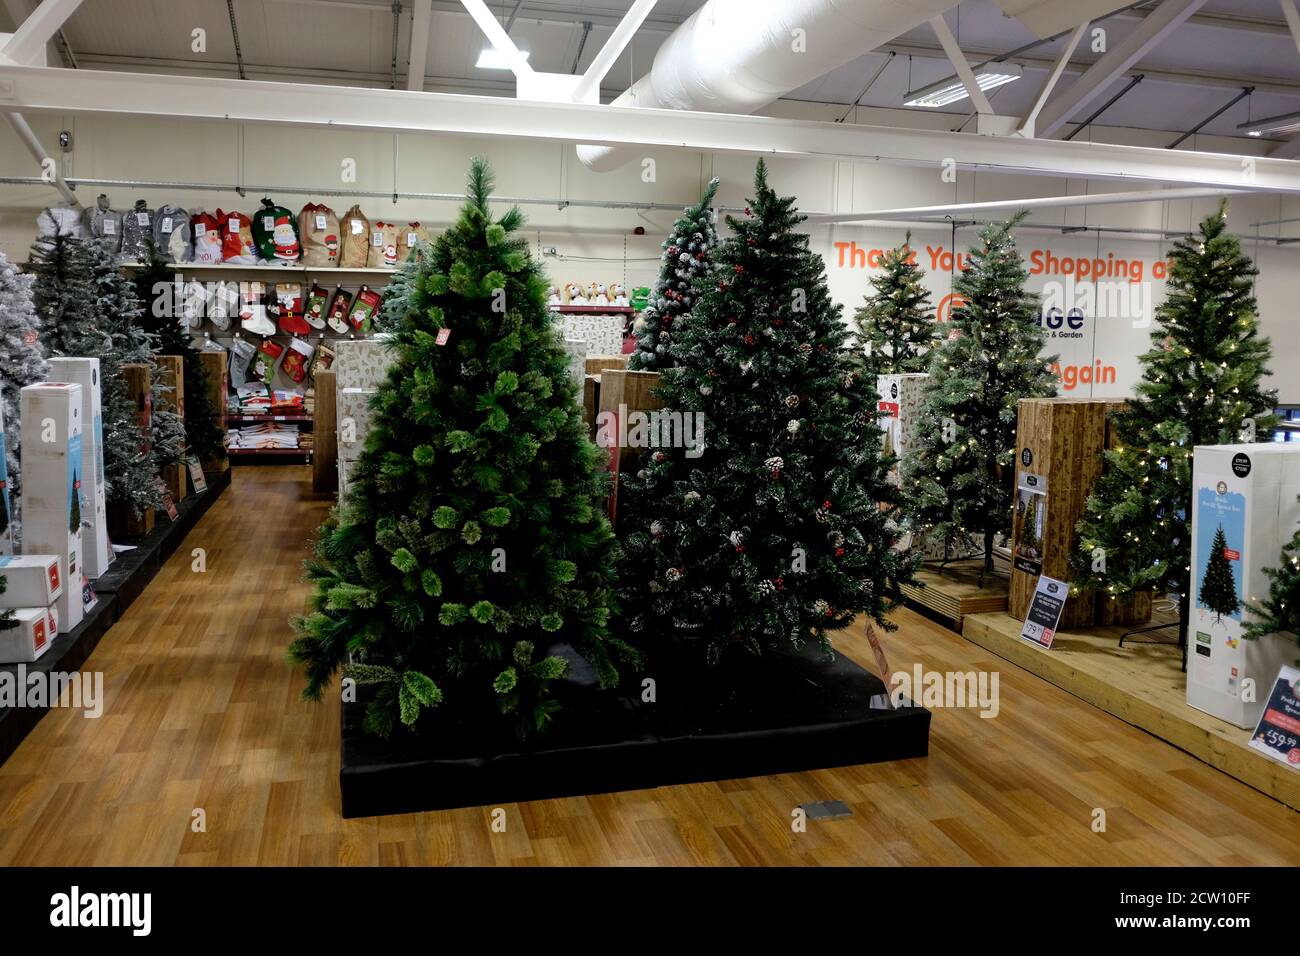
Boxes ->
[0,249,48,545]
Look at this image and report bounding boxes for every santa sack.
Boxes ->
[298,203,341,268]
[397,222,431,263]
[153,204,193,263]
[119,200,154,262]
[82,195,123,256]
[337,204,370,268]
[252,198,300,263]
[216,209,258,263]
[191,211,224,264]
[367,221,399,269]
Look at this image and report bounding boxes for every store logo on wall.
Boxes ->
[936,293,966,325]
[1041,276,1153,328]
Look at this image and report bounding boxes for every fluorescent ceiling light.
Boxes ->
[1237,110,1300,138]
[476,47,529,70]
[904,63,1023,109]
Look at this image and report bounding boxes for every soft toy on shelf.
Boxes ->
[610,283,629,307]
[565,282,587,305]
[546,285,562,306]
[585,281,601,303]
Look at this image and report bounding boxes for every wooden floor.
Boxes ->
[0,465,1295,866]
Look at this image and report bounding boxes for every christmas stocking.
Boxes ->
[208,281,236,331]
[281,336,315,384]
[229,336,258,389]
[347,286,383,334]
[326,287,352,334]
[273,282,310,335]
[253,338,285,382]
[304,284,329,330]
[240,281,276,336]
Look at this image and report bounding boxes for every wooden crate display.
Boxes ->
[198,349,229,473]
[155,355,186,501]
[596,369,663,526]
[312,368,338,494]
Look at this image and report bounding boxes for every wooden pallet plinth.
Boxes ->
[899,561,1009,628]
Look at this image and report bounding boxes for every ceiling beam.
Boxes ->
[928,13,993,114]
[1266,0,1300,158]
[1035,0,1208,138]
[0,0,81,64]
[1,62,1297,195]
[572,0,656,103]
[1017,19,1088,136]
[407,0,431,91]
[460,0,533,77]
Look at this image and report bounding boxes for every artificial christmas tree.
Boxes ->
[1073,202,1276,656]
[626,177,719,372]
[133,244,224,463]
[850,233,933,377]
[618,160,913,659]
[1245,495,1300,654]
[0,249,48,549]
[901,213,1058,574]
[1199,525,1239,624]
[291,158,635,739]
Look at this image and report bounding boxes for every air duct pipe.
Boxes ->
[577,0,964,172]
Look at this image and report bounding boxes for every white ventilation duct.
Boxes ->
[577,0,965,172]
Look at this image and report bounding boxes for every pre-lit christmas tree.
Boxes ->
[901,214,1058,573]
[133,243,224,463]
[291,159,635,738]
[1019,495,1041,555]
[1199,525,1239,624]
[0,248,48,542]
[619,160,913,659]
[851,233,934,376]
[1074,203,1275,652]
[627,177,720,372]
[1245,497,1300,654]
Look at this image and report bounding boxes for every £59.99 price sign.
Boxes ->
[1249,665,1300,769]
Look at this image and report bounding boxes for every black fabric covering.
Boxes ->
[341,639,930,818]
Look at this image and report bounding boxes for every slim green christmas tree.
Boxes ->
[850,233,933,376]
[69,467,81,533]
[901,213,1058,573]
[1074,203,1275,652]
[291,159,636,738]
[1199,525,1239,623]
[1245,496,1300,654]
[618,160,914,658]
[1019,496,1041,554]
[627,177,720,372]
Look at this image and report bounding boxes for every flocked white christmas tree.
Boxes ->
[0,248,49,544]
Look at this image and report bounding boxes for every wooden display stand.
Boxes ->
[312,369,338,494]
[155,355,186,501]
[899,559,1009,628]
[597,369,662,525]
[585,355,628,377]
[1008,398,1122,629]
[582,375,599,442]
[198,349,229,474]
[107,363,155,538]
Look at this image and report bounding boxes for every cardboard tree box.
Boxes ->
[154,354,186,501]
[1007,398,1125,630]
[198,349,229,473]
[0,605,58,663]
[596,369,664,526]
[334,337,395,390]
[0,387,13,556]
[337,387,378,463]
[1187,443,1300,728]
[585,355,628,377]
[0,554,62,608]
[45,358,114,578]
[875,373,928,485]
[20,382,86,634]
[338,457,360,504]
[108,363,155,539]
[312,368,338,494]
[562,338,587,389]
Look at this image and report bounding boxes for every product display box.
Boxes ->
[1188,443,1300,728]
[0,605,58,664]
[338,457,360,503]
[0,388,12,556]
[559,313,623,356]
[876,373,928,485]
[0,554,62,608]
[45,358,114,578]
[20,382,86,634]
[337,388,377,462]
[334,337,395,390]
[562,338,587,388]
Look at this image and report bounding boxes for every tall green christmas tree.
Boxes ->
[627,177,720,372]
[1073,203,1275,651]
[291,159,636,738]
[1199,525,1239,623]
[1245,496,1300,655]
[132,242,224,463]
[618,160,914,659]
[1019,495,1041,555]
[850,233,934,376]
[901,213,1058,573]
[0,248,48,544]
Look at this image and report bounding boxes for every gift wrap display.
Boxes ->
[337,387,377,463]
[1187,443,1300,729]
[559,312,624,356]
[563,338,587,388]
[44,358,113,579]
[333,337,395,390]
[20,383,87,634]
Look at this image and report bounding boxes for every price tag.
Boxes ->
[1019,574,1067,650]
[315,214,327,230]
[194,223,206,237]
[229,217,240,232]
[407,232,418,246]
[1249,665,1300,767]
[136,212,150,226]
[186,456,208,494]
[161,217,174,233]
[435,328,450,346]
[351,219,364,235]
[102,219,117,235]
[372,231,383,247]
[263,216,276,231]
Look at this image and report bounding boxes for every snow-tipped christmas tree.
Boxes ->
[1073,202,1275,649]
[618,160,914,659]
[1199,525,1239,624]
[851,233,934,376]
[133,243,224,463]
[627,177,719,372]
[373,239,429,334]
[901,214,1058,573]
[0,248,48,543]
[1245,496,1300,655]
[291,158,636,738]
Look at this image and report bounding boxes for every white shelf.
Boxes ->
[120,262,398,276]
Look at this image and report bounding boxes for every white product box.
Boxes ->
[0,387,12,556]
[876,373,929,484]
[563,338,587,388]
[0,605,58,663]
[0,554,62,607]
[1188,443,1300,728]
[46,358,113,578]
[338,457,360,503]
[559,314,623,356]
[334,337,395,390]
[20,383,86,634]
[337,388,377,462]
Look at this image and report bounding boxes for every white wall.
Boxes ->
[2,105,1297,400]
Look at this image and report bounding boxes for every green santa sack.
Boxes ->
[251,197,301,263]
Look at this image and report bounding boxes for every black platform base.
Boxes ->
[0,469,230,768]
[340,642,931,818]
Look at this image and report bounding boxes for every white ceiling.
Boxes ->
[13,0,1300,146]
